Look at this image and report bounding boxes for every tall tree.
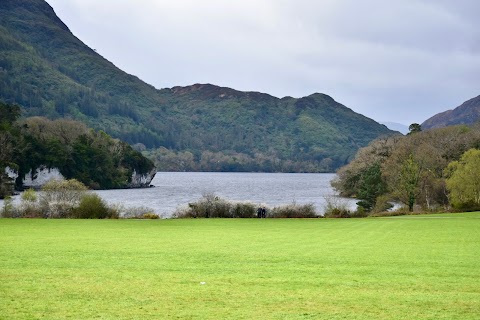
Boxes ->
[407,123,422,135]
[445,149,480,210]
[356,162,387,212]
[0,103,21,198]
[398,154,422,211]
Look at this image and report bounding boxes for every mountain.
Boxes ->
[381,122,408,135]
[422,95,480,130]
[0,0,396,172]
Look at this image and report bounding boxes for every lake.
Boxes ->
[1,172,357,218]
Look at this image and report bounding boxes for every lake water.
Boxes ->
[1,172,357,218]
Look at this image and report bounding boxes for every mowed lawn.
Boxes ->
[1,213,479,319]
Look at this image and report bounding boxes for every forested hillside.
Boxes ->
[0,103,155,198]
[0,0,396,172]
[333,124,480,213]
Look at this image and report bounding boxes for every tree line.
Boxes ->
[332,124,480,213]
[0,103,155,199]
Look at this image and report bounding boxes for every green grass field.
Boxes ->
[1,213,479,319]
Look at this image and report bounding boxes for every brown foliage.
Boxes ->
[334,125,480,212]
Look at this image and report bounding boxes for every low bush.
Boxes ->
[269,203,318,218]
[175,194,236,218]
[372,195,395,213]
[0,181,123,219]
[141,213,160,219]
[0,196,15,218]
[230,202,256,218]
[122,206,158,219]
[323,196,353,218]
[174,194,257,218]
[369,210,409,217]
[1,189,43,218]
[18,189,42,218]
[174,194,317,218]
[40,179,88,218]
[369,205,430,217]
[324,207,352,218]
[73,193,118,219]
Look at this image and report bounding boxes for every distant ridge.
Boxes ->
[0,0,396,172]
[381,122,408,135]
[422,95,480,129]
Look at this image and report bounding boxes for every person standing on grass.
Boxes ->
[257,207,263,218]
[261,206,267,218]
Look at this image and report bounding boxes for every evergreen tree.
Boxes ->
[356,162,387,212]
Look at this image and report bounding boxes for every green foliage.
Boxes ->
[269,203,318,218]
[0,196,14,218]
[0,112,155,191]
[230,202,258,218]
[398,154,421,211]
[3,179,123,219]
[0,173,15,199]
[0,103,22,198]
[445,149,480,210]
[356,162,386,212]
[73,193,118,219]
[174,194,318,218]
[0,103,21,128]
[407,123,422,135]
[334,125,480,213]
[21,188,37,202]
[176,194,250,218]
[142,92,394,172]
[332,136,401,197]
[0,2,395,172]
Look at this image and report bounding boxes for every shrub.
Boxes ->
[174,195,317,219]
[122,206,158,219]
[370,205,429,217]
[1,196,15,218]
[73,193,118,219]
[230,202,256,218]
[174,194,256,218]
[141,213,160,219]
[18,189,42,218]
[176,194,226,218]
[40,179,88,218]
[269,203,318,218]
[372,195,395,214]
[369,210,409,217]
[323,195,352,218]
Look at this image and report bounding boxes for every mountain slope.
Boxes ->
[0,0,396,172]
[422,95,480,129]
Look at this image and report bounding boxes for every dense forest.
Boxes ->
[0,0,395,172]
[333,124,480,213]
[0,103,155,199]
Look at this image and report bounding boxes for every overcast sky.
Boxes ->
[45,0,479,125]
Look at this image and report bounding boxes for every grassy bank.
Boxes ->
[1,213,479,319]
